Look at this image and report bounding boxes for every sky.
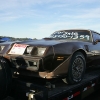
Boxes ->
[0,0,100,39]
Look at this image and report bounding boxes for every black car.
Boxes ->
[6,29,100,84]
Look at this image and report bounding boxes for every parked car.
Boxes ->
[6,29,100,84]
[0,41,14,99]
[0,40,31,99]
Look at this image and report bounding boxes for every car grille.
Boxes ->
[11,58,39,71]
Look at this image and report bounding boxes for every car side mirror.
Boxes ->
[94,39,100,44]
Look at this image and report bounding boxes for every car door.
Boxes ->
[88,32,100,65]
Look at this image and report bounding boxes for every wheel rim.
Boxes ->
[72,57,84,81]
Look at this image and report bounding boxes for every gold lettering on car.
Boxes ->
[57,57,64,60]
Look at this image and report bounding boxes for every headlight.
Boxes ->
[0,46,5,52]
[31,47,46,56]
[25,46,33,54]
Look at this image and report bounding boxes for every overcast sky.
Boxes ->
[0,0,100,39]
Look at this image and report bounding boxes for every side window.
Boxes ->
[92,32,100,41]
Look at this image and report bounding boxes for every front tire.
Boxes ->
[63,52,86,84]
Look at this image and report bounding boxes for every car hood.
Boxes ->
[19,39,82,46]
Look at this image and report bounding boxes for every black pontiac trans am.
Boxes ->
[4,29,100,84]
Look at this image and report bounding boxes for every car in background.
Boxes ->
[0,41,15,99]
[6,29,100,84]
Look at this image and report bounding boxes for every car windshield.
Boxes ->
[50,30,92,42]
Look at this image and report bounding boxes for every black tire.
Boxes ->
[0,57,12,99]
[63,52,86,84]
